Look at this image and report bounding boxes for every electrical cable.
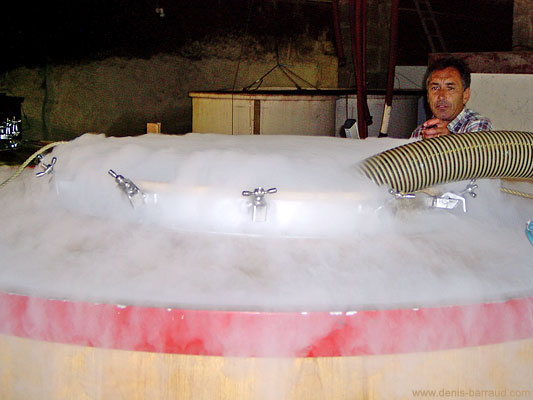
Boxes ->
[0,141,67,188]
[500,186,533,200]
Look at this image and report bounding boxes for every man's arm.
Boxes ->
[412,113,492,139]
[411,118,450,139]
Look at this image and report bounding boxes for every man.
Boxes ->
[411,57,491,139]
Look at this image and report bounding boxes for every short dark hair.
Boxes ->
[425,56,471,90]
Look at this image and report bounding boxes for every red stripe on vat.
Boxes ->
[0,291,532,357]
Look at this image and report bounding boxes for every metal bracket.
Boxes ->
[242,187,277,222]
[432,192,467,213]
[430,180,479,213]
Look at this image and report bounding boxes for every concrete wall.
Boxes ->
[0,37,337,142]
[468,73,533,131]
[513,0,533,50]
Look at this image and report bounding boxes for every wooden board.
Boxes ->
[1,334,532,400]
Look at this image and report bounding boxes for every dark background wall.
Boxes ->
[0,0,335,73]
[1,0,515,71]
[0,0,518,141]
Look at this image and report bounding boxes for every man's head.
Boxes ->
[425,57,471,123]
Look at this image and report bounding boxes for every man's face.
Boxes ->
[427,67,470,122]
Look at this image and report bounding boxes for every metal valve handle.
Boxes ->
[242,187,277,222]
[460,179,478,198]
[36,157,57,177]
[242,187,277,200]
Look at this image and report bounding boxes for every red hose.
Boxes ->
[331,0,346,66]
[349,0,368,138]
[379,0,400,137]
[360,0,372,127]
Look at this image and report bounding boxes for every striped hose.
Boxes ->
[359,131,533,193]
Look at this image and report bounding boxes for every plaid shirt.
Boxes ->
[411,108,492,139]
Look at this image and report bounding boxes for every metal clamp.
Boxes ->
[242,187,277,222]
[36,156,57,177]
[108,169,143,207]
[432,192,467,213]
[430,180,479,213]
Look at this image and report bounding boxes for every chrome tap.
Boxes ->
[108,169,144,207]
[242,187,277,222]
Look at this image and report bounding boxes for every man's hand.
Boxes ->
[421,118,451,139]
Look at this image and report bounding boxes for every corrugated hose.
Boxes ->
[359,130,533,194]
